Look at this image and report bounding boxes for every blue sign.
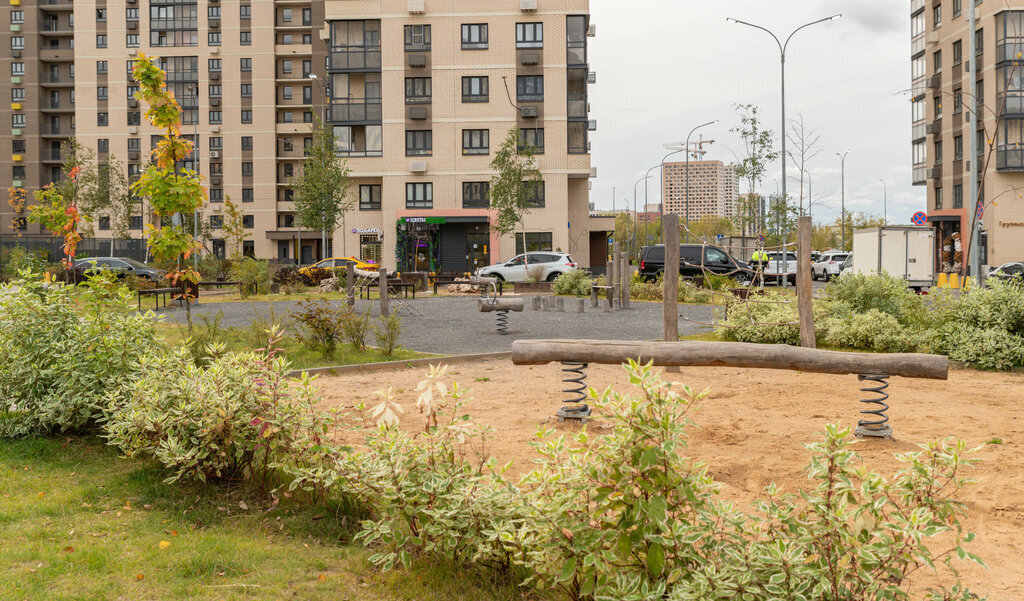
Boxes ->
[911,211,927,225]
[757,234,765,245]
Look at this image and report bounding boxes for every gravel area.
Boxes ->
[159,295,715,355]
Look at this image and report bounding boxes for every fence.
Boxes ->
[0,238,148,264]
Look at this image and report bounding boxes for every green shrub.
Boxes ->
[182,311,230,365]
[0,277,159,437]
[701,272,736,291]
[551,269,592,297]
[373,312,402,357]
[928,281,1024,369]
[820,308,921,353]
[824,272,926,326]
[301,266,336,287]
[0,246,48,281]
[935,322,1024,370]
[717,291,801,345]
[229,257,270,297]
[340,307,372,351]
[291,299,344,357]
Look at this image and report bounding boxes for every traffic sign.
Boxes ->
[911,211,927,225]
[757,234,765,245]
[976,201,984,220]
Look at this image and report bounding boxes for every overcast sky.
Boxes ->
[588,0,918,225]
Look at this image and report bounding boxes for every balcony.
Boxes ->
[330,99,382,123]
[911,0,925,13]
[997,147,1024,171]
[567,94,587,119]
[996,40,1024,64]
[911,122,927,141]
[912,164,927,185]
[328,48,382,71]
[42,149,62,163]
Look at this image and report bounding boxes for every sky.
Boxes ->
[587,0,918,225]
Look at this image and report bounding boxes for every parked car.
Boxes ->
[762,251,798,285]
[811,251,850,281]
[477,252,578,282]
[638,244,753,284]
[73,257,167,281]
[840,253,854,275]
[298,256,378,277]
[989,261,1024,284]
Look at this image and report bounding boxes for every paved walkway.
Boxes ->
[160,296,716,355]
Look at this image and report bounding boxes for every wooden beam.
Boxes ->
[511,339,948,380]
[478,297,525,312]
[379,266,389,317]
[797,216,815,348]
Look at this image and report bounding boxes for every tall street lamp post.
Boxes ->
[879,178,887,225]
[307,73,332,260]
[191,85,200,266]
[837,150,849,251]
[645,149,684,244]
[684,120,718,242]
[633,174,651,259]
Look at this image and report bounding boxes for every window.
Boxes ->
[360,184,381,210]
[524,180,545,207]
[519,128,545,153]
[934,95,943,118]
[208,32,221,46]
[97,60,108,76]
[302,34,312,44]
[243,241,255,257]
[954,135,964,161]
[405,77,431,103]
[933,5,942,28]
[242,189,254,203]
[278,214,295,228]
[209,188,223,202]
[303,86,312,104]
[406,182,433,208]
[462,182,489,208]
[954,88,963,113]
[517,76,544,102]
[11,62,25,76]
[240,31,251,45]
[303,8,312,26]
[11,36,24,50]
[241,162,253,177]
[126,34,139,48]
[462,76,488,102]
[281,138,293,152]
[240,58,252,72]
[462,129,489,155]
[281,112,294,124]
[209,84,221,97]
[209,163,222,176]
[933,50,942,73]
[129,216,143,230]
[281,33,293,45]
[96,34,107,48]
[208,6,220,19]
[912,13,925,38]
[127,112,141,126]
[934,139,943,163]
[282,8,293,23]
[209,110,222,124]
[953,0,962,17]
[11,10,24,24]
[241,84,252,97]
[568,121,588,153]
[912,56,926,80]
[126,8,138,21]
[98,112,109,127]
[515,232,553,254]
[461,23,488,49]
[241,110,253,124]
[282,86,293,101]
[953,184,963,208]
[127,138,141,153]
[96,8,107,22]
[976,28,984,56]
[241,136,253,151]
[98,87,108,101]
[953,39,962,65]
[240,5,251,19]
[209,215,223,229]
[12,88,25,102]
[98,138,109,153]
[12,164,26,178]
[516,22,543,48]
[209,58,221,72]
[210,136,223,151]
[12,139,25,153]
[98,216,111,231]
[302,60,312,77]
[243,215,254,229]
[935,186,944,209]
[406,130,432,156]
[404,25,431,50]
[911,96,925,122]
[281,60,293,74]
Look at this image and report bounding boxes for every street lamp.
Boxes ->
[191,85,200,266]
[837,150,849,251]
[644,148,685,244]
[308,73,332,260]
[879,178,887,225]
[727,14,841,237]
[633,174,652,258]
[684,120,718,241]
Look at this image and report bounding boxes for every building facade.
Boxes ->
[911,0,1024,271]
[661,159,737,224]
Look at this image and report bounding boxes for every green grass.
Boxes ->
[0,437,522,601]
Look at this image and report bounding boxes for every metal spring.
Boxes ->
[495,309,509,335]
[557,362,591,422]
[855,374,892,438]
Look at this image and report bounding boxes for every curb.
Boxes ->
[287,351,512,377]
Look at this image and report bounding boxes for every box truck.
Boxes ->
[851,226,935,291]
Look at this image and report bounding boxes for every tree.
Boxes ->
[764,195,798,247]
[221,195,249,261]
[488,126,542,264]
[731,105,779,241]
[786,113,822,217]
[291,117,351,260]
[687,214,734,242]
[130,54,207,331]
[99,156,133,246]
[613,212,634,254]
[28,167,84,268]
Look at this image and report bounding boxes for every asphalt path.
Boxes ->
[159,295,717,355]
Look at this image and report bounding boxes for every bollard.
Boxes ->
[541,296,550,311]
[531,295,542,310]
[613,296,621,311]
[555,297,565,311]
[575,298,585,313]
[590,286,599,308]
[604,297,613,311]
[379,267,389,317]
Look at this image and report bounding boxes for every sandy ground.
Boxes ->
[315,359,1024,598]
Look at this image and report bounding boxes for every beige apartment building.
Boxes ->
[911,0,1024,270]
[661,159,737,224]
[324,0,604,272]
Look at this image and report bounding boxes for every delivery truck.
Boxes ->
[851,226,935,291]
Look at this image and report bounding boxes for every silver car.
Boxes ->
[477,252,578,282]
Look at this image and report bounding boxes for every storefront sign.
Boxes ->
[401,217,446,224]
[999,221,1024,228]
[351,228,382,234]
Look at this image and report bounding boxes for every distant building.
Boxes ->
[661,160,738,222]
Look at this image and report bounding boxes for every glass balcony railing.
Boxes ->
[997,147,1024,170]
[330,99,382,123]
[329,48,382,71]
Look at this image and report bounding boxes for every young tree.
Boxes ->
[129,55,207,330]
[731,105,779,240]
[291,117,351,260]
[98,156,133,249]
[221,195,249,261]
[786,113,822,216]
[687,214,735,242]
[28,166,85,268]
[764,195,798,247]
[489,126,542,264]
[613,211,634,255]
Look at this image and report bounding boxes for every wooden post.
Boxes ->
[663,215,680,372]
[797,216,815,348]
[346,262,355,308]
[590,285,599,308]
[620,251,630,308]
[610,241,619,306]
[378,266,389,317]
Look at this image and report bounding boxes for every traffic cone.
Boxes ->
[948,273,961,289]
[936,272,948,288]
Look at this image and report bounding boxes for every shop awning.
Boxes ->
[265,231,300,240]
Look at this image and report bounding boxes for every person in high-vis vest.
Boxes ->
[750,248,769,287]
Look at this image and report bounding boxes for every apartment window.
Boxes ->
[242,162,253,177]
[953,184,963,208]
[953,40,962,65]
[126,8,139,21]
[954,88,963,113]
[281,60,293,74]
[302,8,312,26]
[96,35,107,48]
[519,128,545,153]
[302,60,312,77]
[911,96,925,122]
[516,75,544,101]
[128,138,141,153]
[97,61,109,76]
[404,25,431,50]
[934,139,943,163]
[303,86,312,104]
[11,10,24,24]
[406,130,432,156]
[524,181,545,207]
[242,189,254,203]
[241,110,253,124]
[462,182,489,208]
[208,6,220,19]
[241,136,253,151]
[302,34,312,45]
[281,34,293,45]
[240,58,252,72]
[954,135,963,161]
[406,183,433,208]
[96,8,107,22]
[243,215,254,228]
[98,216,110,231]
[11,36,24,50]
[126,216,142,231]
[209,163,222,176]
[461,24,488,49]
[515,232,553,254]
[209,110,222,124]
[462,76,488,102]
[13,164,26,178]
[12,88,25,102]
[240,5,251,19]
[359,184,382,210]
[976,28,984,56]
[12,62,25,76]
[243,241,255,257]
[12,139,25,154]
[933,50,942,73]
[912,56,926,80]
[282,86,293,101]
[11,113,25,128]
[935,186,944,209]
[280,112,294,124]
[462,129,489,155]
[208,32,221,46]
[302,110,313,123]
[127,112,141,126]
[209,188,223,202]
[209,215,223,230]
[127,34,139,48]
[210,137,223,151]
[209,84,221,97]
[953,0,962,17]
[912,13,925,38]
[281,138,293,152]
[405,77,431,103]
[281,8,293,23]
[97,87,108,102]
[933,5,941,28]
[209,58,221,72]
[98,112,109,127]
[516,23,543,48]
[241,84,252,98]
[282,163,294,179]
[934,95,943,118]
[568,121,588,154]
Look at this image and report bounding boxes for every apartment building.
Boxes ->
[911,0,1024,270]
[325,0,603,272]
[3,0,330,262]
[661,159,737,224]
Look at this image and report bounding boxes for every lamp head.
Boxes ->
[308,73,318,80]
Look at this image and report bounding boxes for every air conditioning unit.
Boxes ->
[520,0,538,12]
[588,119,597,131]
[210,47,219,55]
[587,24,597,37]
[128,99,138,108]
[408,53,426,68]
[128,126,138,134]
[12,50,21,59]
[210,150,221,159]
[409,160,427,173]
[129,49,138,56]
[520,52,539,66]
[521,105,539,118]
[589,167,598,179]
[212,177,222,186]
[128,21,137,30]
[128,152,139,161]
[211,98,220,107]
[587,71,597,84]
[210,19,220,29]
[211,72,220,81]
[409,106,427,120]
[408,0,425,14]
[211,125,220,133]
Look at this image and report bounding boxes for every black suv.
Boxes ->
[638,244,752,284]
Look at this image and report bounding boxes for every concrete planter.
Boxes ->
[515,281,552,294]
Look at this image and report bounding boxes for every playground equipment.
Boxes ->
[478,283,524,335]
[511,339,948,436]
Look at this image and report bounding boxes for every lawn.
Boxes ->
[0,438,521,601]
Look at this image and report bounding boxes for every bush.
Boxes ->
[340,307,372,351]
[935,322,1024,371]
[824,272,926,326]
[0,246,48,281]
[301,267,335,287]
[373,312,402,357]
[820,308,921,353]
[291,299,344,357]
[929,281,1024,369]
[0,277,159,437]
[717,291,801,345]
[229,258,270,297]
[551,269,592,297]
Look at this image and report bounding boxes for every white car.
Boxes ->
[477,252,578,282]
[812,252,850,281]
[763,251,798,285]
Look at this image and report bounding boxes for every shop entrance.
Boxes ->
[396,217,490,273]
